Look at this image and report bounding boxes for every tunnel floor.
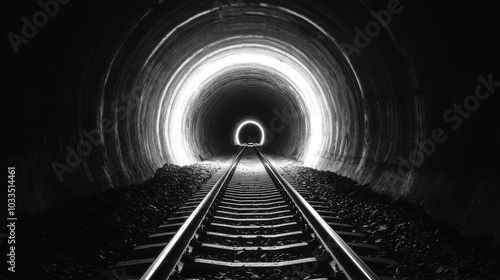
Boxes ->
[12,152,500,279]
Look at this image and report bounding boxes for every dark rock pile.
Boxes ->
[15,163,219,280]
[281,164,500,280]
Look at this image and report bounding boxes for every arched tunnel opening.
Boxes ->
[4,0,500,278]
[234,120,265,145]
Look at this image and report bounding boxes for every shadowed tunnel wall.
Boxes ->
[4,0,500,241]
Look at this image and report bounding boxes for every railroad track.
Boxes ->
[112,146,399,280]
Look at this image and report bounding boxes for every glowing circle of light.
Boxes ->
[158,42,331,166]
[142,4,360,167]
[234,120,266,146]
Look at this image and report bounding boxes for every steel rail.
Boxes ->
[255,147,381,280]
[140,146,247,280]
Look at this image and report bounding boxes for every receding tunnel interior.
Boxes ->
[5,0,500,252]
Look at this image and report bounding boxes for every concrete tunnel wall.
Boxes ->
[4,0,499,241]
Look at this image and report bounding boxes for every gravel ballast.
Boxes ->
[12,154,500,280]
[15,162,219,280]
[280,162,500,280]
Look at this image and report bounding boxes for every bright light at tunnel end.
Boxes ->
[154,5,342,166]
[160,43,328,165]
[234,120,266,146]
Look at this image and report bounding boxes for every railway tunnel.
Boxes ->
[4,0,500,278]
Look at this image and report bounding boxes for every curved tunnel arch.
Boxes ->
[157,42,334,165]
[113,2,422,190]
[5,0,499,241]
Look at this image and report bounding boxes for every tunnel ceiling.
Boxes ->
[4,0,499,240]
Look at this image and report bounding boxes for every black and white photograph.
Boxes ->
[3,0,500,279]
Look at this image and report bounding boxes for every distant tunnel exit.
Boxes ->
[234,120,265,145]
